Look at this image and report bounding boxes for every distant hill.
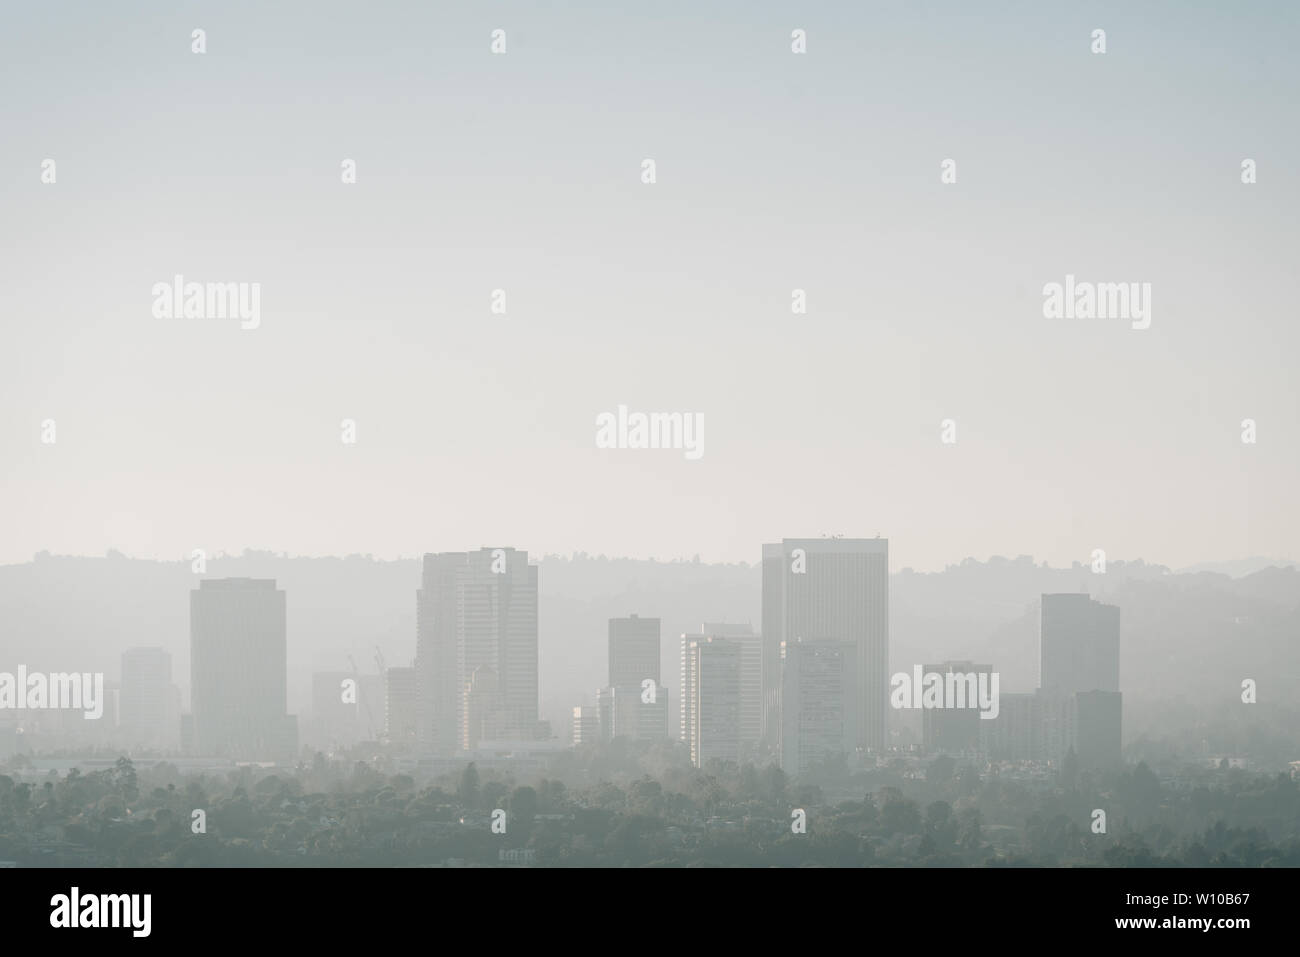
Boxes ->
[1174,557,1299,578]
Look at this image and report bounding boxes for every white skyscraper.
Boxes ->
[608,615,660,689]
[416,548,539,753]
[763,538,888,751]
[694,622,761,759]
[780,638,858,775]
[683,635,742,768]
[190,578,296,761]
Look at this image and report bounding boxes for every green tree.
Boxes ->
[113,756,139,802]
[928,753,956,788]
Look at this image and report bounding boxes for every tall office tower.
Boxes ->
[415,548,539,753]
[608,615,661,689]
[416,553,461,753]
[572,705,600,746]
[760,548,783,746]
[779,639,858,775]
[596,686,614,742]
[384,666,418,745]
[1039,594,1120,696]
[119,647,178,751]
[683,636,742,768]
[690,623,762,758]
[762,538,889,751]
[190,578,297,761]
[701,623,760,756]
[608,685,670,741]
[600,615,667,742]
[679,633,699,745]
[921,661,994,755]
[1038,593,1122,767]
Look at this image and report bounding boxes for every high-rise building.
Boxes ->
[384,666,418,745]
[680,623,762,759]
[415,548,539,753]
[608,684,671,741]
[596,686,614,743]
[701,622,762,758]
[190,578,297,761]
[762,538,888,750]
[683,636,741,768]
[119,647,178,752]
[779,638,857,775]
[760,547,782,745]
[981,687,1123,770]
[980,691,1041,762]
[1038,594,1122,768]
[1039,593,1120,696]
[608,615,660,689]
[599,614,668,743]
[921,660,994,755]
[679,633,699,746]
[572,705,600,746]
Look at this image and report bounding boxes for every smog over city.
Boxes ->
[1,0,1296,942]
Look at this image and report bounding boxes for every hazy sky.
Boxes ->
[3,1,1297,572]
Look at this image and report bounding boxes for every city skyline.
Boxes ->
[0,0,1295,894]
[3,540,1294,740]
[4,531,1126,768]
